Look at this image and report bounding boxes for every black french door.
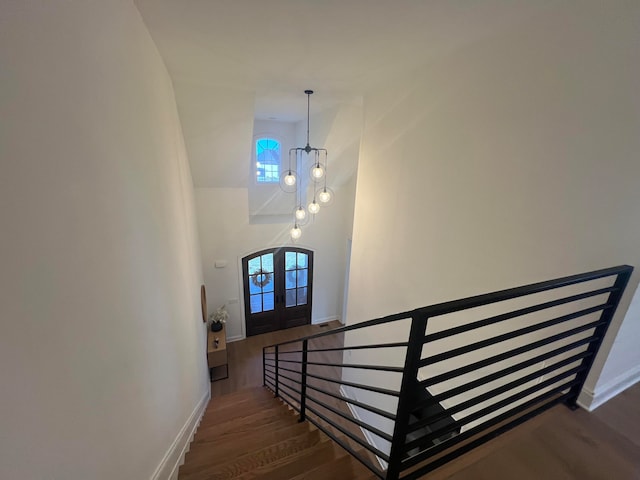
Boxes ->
[242,247,313,337]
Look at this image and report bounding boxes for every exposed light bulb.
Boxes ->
[295,207,307,221]
[308,200,320,215]
[311,165,325,180]
[318,189,331,204]
[284,172,296,186]
[290,225,302,240]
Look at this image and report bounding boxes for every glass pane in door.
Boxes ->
[247,253,274,312]
[285,251,297,270]
[285,251,309,308]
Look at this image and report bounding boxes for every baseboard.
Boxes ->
[340,385,389,470]
[151,390,210,480]
[313,315,340,325]
[577,365,640,411]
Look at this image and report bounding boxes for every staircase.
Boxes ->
[178,387,377,480]
[180,265,633,480]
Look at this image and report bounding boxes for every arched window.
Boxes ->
[255,137,280,183]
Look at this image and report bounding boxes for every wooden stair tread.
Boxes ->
[180,429,324,479]
[179,386,375,480]
[288,452,356,479]
[194,408,296,441]
[234,439,339,480]
[208,387,270,404]
[199,395,284,425]
[186,421,311,461]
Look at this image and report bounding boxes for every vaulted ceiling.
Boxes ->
[134,1,555,186]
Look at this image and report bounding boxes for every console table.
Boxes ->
[207,325,228,382]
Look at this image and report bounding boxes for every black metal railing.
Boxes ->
[262,265,633,480]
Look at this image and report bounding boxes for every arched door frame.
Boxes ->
[239,245,314,337]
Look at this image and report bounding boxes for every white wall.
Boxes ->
[0,1,207,479]
[344,0,640,446]
[194,101,361,341]
[583,283,640,409]
[195,176,356,341]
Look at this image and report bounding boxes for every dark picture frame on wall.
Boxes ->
[200,284,207,323]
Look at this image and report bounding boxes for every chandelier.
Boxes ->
[281,90,334,241]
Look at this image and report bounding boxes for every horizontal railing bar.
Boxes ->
[414,349,592,412]
[276,371,304,386]
[264,365,276,374]
[409,363,586,433]
[275,364,302,376]
[277,358,405,372]
[401,392,569,477]
[302,412,384,479]
[278,379,303,397]
[262,266,631,353]
[404,376,579,452]
[263,311,414,349]
[420,304,609,367]
[277,389,302,413]
[264,372,276,383]
[305,383,397,421]
[306,371,401,397]
[421,325,602,387]
[265,377,276,388]
[402,383,574,469]
[415,265,630,319]
[306,394,394,442]
[264,360,276,366]
[306,404,391,462]
[424,287,616,343]
[306,342,410,353]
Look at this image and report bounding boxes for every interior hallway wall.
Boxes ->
[343,0,640,448]
[0,1,207,478]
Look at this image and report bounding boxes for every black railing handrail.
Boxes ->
[262,310,413,349]
[264,265,631,351]
[262,264,634,480]
[415,265,631,317]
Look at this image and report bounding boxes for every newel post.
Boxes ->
[386,312,428,480]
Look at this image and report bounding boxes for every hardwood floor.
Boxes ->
[425,384,640,479]
[189,323,640,479]
[210,322,342,398]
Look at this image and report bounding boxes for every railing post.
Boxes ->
[386,312,428,480]
[299,339,308,422]
[565,267,633,409]
[274,345,279,398]
[262,347,266,387]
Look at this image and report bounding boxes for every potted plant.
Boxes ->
[209,305,228,332]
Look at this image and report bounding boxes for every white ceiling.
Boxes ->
[133,1,557,188]
[135,0,554,121]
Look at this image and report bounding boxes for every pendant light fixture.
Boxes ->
[286,90,332,241]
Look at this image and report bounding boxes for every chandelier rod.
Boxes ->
[304,89,313,151]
